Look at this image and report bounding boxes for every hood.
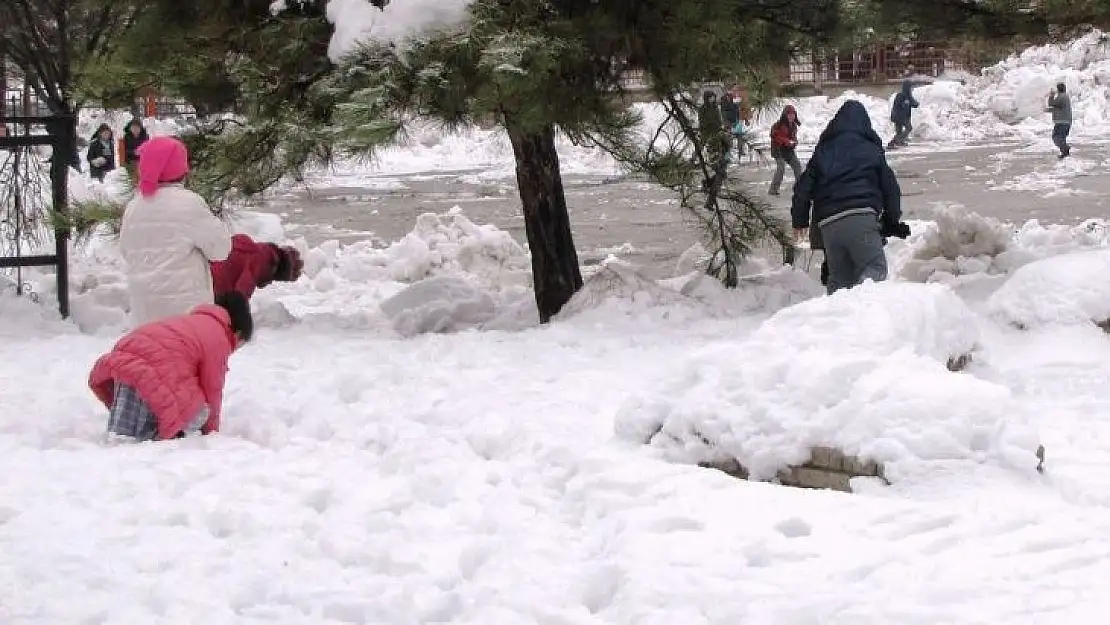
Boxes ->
[817,100,881,146]
[900,79,914,95]
[777,104,799,126]
[192,304,237,347]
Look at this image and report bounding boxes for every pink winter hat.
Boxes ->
[136,136,190,197]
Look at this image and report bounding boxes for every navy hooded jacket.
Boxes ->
[890,80,919,125]
[790,100,902,230]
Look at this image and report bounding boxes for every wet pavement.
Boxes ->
[259,138,1110,279]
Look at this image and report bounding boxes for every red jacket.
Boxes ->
[770,105,800,149]
[210,234,278,299]
[89,305,236,439]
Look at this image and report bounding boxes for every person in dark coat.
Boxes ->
[1045,82,1072,158]
[86,123,116,182]
[791,100,906,294]
[768,105,801,195]
[697,90,729,176]
[122,118,150,168]
[888,79,919,149]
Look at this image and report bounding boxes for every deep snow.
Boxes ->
[5,204,1110,623]
[7,30,1110,624]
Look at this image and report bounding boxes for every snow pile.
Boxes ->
[326,0,470,60]
[615,281,1043,483]
[380,276,497,337]
[891,205,1110,284]
[38,207,536,335]
[987,249,1110,330]
[893,207,1014,283]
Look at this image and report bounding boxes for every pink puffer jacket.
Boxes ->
[89,304,236,439]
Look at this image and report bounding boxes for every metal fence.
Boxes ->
[3,88,194,120]
[0,114,73,317]
[783,41,989,86]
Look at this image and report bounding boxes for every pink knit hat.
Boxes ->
[136,136,190,197]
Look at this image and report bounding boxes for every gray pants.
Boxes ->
[818,211,888,295]
[770,151,802,193]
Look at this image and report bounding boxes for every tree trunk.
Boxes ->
[505,122,583,323]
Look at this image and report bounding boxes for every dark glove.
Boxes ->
[881,221,911,239]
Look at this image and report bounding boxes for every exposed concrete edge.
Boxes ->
[700,446,889,494]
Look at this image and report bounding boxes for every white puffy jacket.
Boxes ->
[119,184,232,326]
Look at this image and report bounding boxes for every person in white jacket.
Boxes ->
[119,136,231,326]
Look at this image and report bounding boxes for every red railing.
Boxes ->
[783,41,985,86]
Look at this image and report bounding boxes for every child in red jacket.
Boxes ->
[89,292,254,442]
[210,234,304,299]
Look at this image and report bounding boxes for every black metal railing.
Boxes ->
[0,114,72,318]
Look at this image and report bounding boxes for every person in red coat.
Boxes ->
[89,292,254,442]
[768,104,802,196]
[210,234,304,299]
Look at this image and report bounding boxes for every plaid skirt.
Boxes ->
[106,382,208,441]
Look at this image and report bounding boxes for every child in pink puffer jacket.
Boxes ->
[88,292,253,441]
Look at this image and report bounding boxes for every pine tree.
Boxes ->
[77,0,341,208]
[330,0,850,321]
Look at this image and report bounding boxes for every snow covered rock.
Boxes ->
[614,282,1041,484]
[987,249,1110,330]
[380,276,496,337]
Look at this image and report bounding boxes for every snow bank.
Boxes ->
[987,249,1110,330]
[615,281,1043,483]
[326,0,470,60]
[556,257,822,326]
[380,275,497,336]
[890,205,1110,285]
[10,199,823,337]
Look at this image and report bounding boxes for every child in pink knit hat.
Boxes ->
[119,136,232,326]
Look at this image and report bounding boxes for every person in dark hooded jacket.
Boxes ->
[86,124,116,182]
[888,79,919,149]
[122,118,150,168]
[698,90,729,175]
[791,100,905,294]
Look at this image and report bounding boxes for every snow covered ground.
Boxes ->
[5,200,1110,623]
[6,32,1110,624]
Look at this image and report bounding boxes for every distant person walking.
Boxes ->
[768,105,801,196]
[1045,82,1072,158]
[887,79,919,149]
[698,90,729,178]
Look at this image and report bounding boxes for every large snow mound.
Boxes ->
[13,205,819,336]
[987,249,1110,329]
[325,0,470,60]
[614,282,1042,482]
[889,205,1110,285]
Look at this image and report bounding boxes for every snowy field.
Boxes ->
[6,34,1110,624]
